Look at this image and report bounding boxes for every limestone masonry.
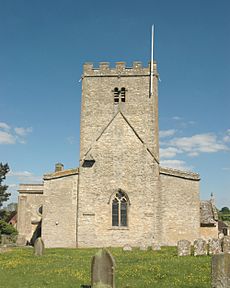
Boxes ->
[17,61,218,247]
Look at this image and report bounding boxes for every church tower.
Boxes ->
[77,61,161,247]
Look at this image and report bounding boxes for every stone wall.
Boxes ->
[17,184,44,244]
[159,167,200,245]
[42,169,78,248]
[200,226,218,241]
[78,112,160,247]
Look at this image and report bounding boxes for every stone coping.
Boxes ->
[160,166,200,181]
[18,183,44,194]
[43,168,79,180]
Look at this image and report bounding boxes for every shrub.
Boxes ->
[0,220,18,236]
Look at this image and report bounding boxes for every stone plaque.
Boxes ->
[91,249,115,288]
[223,236,230,253]
[212,253,230,287]
[177,240,191,256]
[34,237,45,256]
[194,238,207,256]
[209,239,222,255]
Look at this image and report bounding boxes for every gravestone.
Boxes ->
[223,236,230,253]
[1,235,11,245]
[34,237,45,256]
[152,243,161,251]
[194,239,207,256]
[212,253,230,287]
[139,244,148,251]
[91,249,115,288]
[219,233,225,240]
[209,239,222,255]
[0,247,10,253]
[122,244,132,251]
[177,240,191,256]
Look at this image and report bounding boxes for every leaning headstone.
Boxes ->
[91,248,115,288]
[223,236,230,253]
[122,244,132,251]
[209,239,222,255]
[212,253,230,287]
[194,238,207,256]
[34,237,45,256]
[177,240,191,256]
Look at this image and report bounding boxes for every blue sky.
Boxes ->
[0,0,229,208]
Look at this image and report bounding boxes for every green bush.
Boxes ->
[0,220,18,236]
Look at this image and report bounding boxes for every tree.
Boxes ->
[220,207,230,214]
[0,163,10,208]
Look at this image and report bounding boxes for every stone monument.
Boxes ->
[212,253,230,287]
[91,249,115,288]
[177,240,191,256]
[194,238,207,256]
[34,237,45,256]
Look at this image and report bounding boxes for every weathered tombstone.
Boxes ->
[139,244,148,251]
[209,239,222,255]
[152,243,161,251]
[212,253,230,287]
[219,233,225,240]
[223,236,230,253]
[194,238,207,256]
[122,244,132,251]
[177,240,191,256]
[1,235,11,245]
[0,247,9,253]
[34,237,45,256]
[91,249,115,288]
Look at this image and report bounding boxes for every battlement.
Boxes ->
[83,61,158,77]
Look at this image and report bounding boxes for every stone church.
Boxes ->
[17,61,218,248]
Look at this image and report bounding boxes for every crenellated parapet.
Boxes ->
[83,61,158,77]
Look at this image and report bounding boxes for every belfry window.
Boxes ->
[113,87,119,103]
[120,87,126,102]
[113,87,126,104]
[112,191,128,227]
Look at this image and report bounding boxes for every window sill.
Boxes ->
[108,227,129,231]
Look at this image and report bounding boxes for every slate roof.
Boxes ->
[200,200,218,226]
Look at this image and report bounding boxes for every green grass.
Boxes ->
[0,246,211,288]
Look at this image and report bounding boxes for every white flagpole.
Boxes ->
[150,24,154,97]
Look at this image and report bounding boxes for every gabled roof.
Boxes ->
[83,110,159,163]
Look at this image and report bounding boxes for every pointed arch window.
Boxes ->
[112,190,128,227]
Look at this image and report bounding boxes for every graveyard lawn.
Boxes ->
[0,247,211,288]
